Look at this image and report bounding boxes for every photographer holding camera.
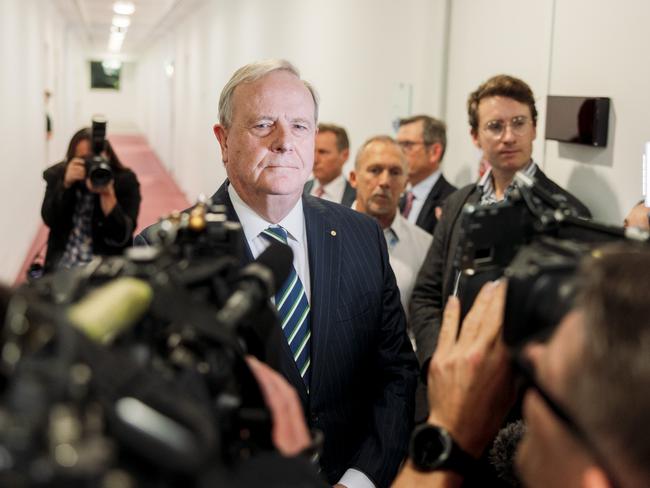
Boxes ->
[41,124,141,272]
[394,245,650,488]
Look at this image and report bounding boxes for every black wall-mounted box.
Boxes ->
[545,96,610,147]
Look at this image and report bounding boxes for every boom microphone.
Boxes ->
[215,240,293,330]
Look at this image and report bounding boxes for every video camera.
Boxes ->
[453,172,649,349]
[84,116,113,187]
[0,198,303,486]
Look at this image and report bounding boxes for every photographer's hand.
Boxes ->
[63,158,86,188]
[87,179,118,216]
[245,356,311,457]
[393,281,515,488]
[427,280,515,458]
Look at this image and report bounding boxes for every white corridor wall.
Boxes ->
[0,0,85,283]
[136,0,450,200]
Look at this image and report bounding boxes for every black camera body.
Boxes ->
[84,116,113,187]
[454,173,648,348]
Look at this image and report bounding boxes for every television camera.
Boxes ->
[0,197,321,486]
[453,171,649,349]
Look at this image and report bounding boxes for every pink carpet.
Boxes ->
[15,134,190,285]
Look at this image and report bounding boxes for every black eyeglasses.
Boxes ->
[396,140,430,152]
[513,354,621,488]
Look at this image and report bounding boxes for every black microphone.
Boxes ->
[489,420,526,487]
[215,240,293,330]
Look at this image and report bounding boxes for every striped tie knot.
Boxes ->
[260,226,311,389]
[261,226,289,245]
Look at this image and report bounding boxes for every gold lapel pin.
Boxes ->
[330,230,337,236]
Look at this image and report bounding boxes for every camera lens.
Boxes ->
[90,164,113,187]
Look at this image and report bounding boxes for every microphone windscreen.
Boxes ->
[67,277,153,344]
[255,240,293,293]
[489,420,526,487]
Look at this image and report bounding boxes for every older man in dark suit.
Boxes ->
[136,60,417,488]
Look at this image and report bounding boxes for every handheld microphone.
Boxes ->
[215,240,293,330]
[67,277,153,344]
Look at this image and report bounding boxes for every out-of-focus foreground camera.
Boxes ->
[454,172,650,349]
[0,199,311,487]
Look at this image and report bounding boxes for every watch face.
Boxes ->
[411,425,452,469]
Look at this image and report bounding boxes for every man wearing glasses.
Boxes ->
[409,75,591,369]
[396,115,457,234]
[393,245,650,487]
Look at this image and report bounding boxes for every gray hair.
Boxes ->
[218,59,320,128]
[355,135,407,170]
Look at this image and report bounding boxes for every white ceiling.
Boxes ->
[52,0,187,59]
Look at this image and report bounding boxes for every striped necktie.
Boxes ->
[261,226,311,389]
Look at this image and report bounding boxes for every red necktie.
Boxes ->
[402,191,415,218]
[315,186,325,198]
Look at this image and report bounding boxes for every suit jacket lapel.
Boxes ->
[341,180,356,207]
[303,196,341,401]
[211,181,253,263]
[416,176,446,227]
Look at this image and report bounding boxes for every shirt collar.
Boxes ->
[387,212,406,242]
[409,169,442,200]
[318,173,345,193]
[228,183,305,244]
[477,160,537,202]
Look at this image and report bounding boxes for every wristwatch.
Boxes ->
[409,423,478,473]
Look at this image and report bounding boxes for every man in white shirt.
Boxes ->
[304,123,356,206]
[396,115,457,234]
[350,135,432,329]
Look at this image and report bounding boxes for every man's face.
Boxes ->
[214,70,316,204]
[350,140,407,223]
[313,131,348,185]
[516,310,595,487]
[396,120,441,186]
[471,96,536,175]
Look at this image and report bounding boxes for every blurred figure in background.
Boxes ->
[623,200,650,230]
[304,123,356,206]
[41,127,141,273]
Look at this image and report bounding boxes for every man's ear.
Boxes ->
[341,148,350,164]
[470,128,481,149]
[580,466,612,488]
[213,124,228,164]
[349,169,358,189]
[428,142,443,164]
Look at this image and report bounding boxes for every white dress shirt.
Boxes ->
[229,184,373,488]
[384,213,432,350]
[405,169,441,224]
[228,184,311,300]
[351,203,432,349]
[310,173,347,204]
